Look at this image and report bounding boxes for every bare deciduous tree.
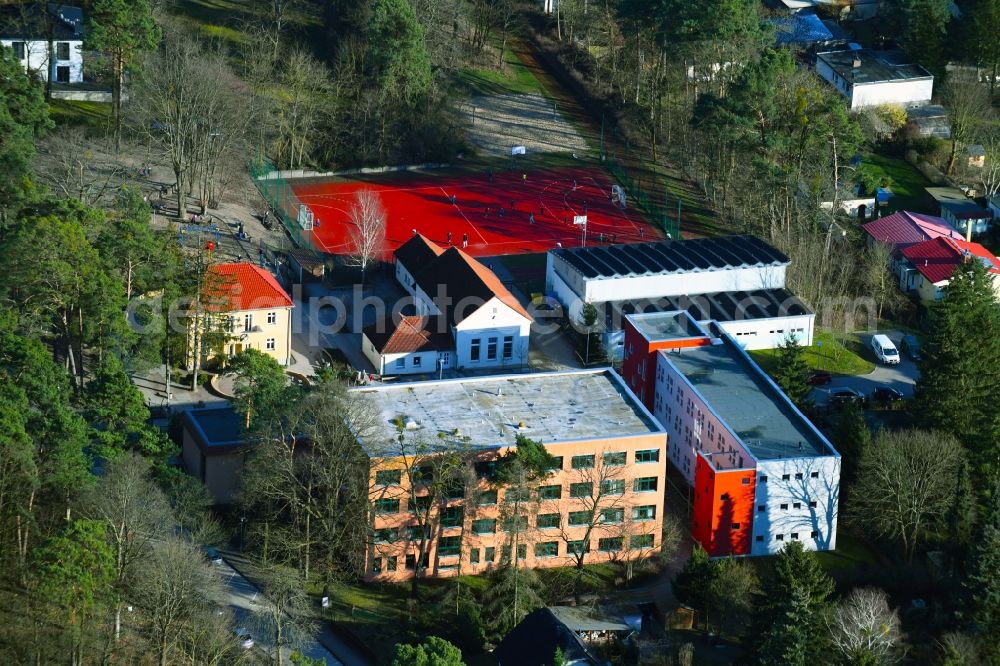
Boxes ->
[943,72,993,175]
[347,189,387,285]
[251,565,315,666]
[276,48,331,170]
[33,129,129,206]
[828,587,904,664]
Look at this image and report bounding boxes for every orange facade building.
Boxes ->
[351,370,668,582]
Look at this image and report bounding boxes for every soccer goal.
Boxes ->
[611,184,627,209]
[297,204,315,231]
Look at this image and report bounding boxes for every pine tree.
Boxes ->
[914,259,1000,476]
[673,544,713,620]
[751,542,834,665]
[773,334,812,407]
[829,402,871,488]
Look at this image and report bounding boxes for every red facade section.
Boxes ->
[622,318,712,411]
[692,454,756,557]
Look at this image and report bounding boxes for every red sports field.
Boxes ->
[289,166,662,258]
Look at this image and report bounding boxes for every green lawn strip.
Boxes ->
[457,45,549,97]
[863,153,934,214]
[47,99,112,133]
[751,330,876,376]
[814,530,881,581]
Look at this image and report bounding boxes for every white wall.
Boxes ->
[851,79,933,109]
[583,265,788,303]
[716,314,814,351]
[454,298,531,370]
[653,352,754,484]
[750,456,841,555]
[361,332,454,376]
[1,38,83,83]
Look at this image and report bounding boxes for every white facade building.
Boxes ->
[815,50,933,109]
[0,4,85,83]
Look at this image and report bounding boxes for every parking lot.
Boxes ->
[810,330,920,406]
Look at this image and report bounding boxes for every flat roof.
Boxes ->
[610,288,812,327]
[552,235,789,281]
[817,49,932,84]
[627,311,710,343]
[354,370,661,457]
[184,407,245,448]
[663,340,830,461]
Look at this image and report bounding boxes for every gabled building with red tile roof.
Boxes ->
[194,263,294,366]
[899,237,1000,301]
[861,211,963,252]
[364,234,533,375]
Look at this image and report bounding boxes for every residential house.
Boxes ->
[926,186,993,238]
[494,606,633,666]
[815,49,933,109]
[905,105,951,140]
[196,262,294,366]
[0,3,84,83]
[623,315,841,557]
[861,210,964,286]
[364,234,532,375]
[768,0,880,20]
[180,406,248,504]
[899,237,1000,301]
[771,12,834,48]
[353,370,667,582]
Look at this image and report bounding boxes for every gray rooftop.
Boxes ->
[354,370,661,457]
[665,340,831,463]
[184,407,245,448]
[628,311,710,343]
[818,49,932,84]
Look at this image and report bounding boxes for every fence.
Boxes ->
[606,151,682,241]
[249,153,322,254]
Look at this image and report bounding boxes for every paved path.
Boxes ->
[810,330,920,404]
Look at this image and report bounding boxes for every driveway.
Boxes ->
[217,559,344,665]
[811,330,920,405]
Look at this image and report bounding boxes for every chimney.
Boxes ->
[852,57,862,69]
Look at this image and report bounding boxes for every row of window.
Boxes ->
[759,471,820,483]
[756,531,819,543]
[9,41,73,60]
[227,311,280,333]
[394,352,450,370]
[371,534,657,572]
[373,504,659,540]
[469,335,515,362]
[373,478,659,504]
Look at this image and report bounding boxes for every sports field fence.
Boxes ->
[603,131,681,240]
[249,153,322,254]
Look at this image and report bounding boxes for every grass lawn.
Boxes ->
[815,530,882,585]
[47,99,112,134]
[751,330,875,376]
[863,153,934,214]
[457,43,548,97]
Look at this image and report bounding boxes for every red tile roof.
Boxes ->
[394,233,445,271]
[207,263,293,311]
[901,237,1000,284]
[862,211,962,250]
[363,315,452,354]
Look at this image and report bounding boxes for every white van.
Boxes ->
[871,334,900,365]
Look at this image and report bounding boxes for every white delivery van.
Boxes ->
[871,334,900,365]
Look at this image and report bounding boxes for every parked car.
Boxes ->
[871,386,903,403]
[204,547,223,565]
[807,371,833,386]
[870,334,900,365]
[235,628,254,650]
[830,387,867,407]
[901,334,921,361]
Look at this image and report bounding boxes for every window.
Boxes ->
[811,471,819,478]
[601,508,624,524]
[503,335,513,359]
[602,479,626,496]
[504,488,530,504]
[56,42,70,60]
[502,515,528,532]
[760,475,768,483]
[547,456,564,471]
[535,542,559,558]
[599,537,623,552]
[407,526,428,541]
[374,499,399,514]
[409,496,432,513]
[755,535,764,542]
[634,477,658,492]
[471,519,496,535]
[795,473,803,480]
[539,485,562,500]
[567,540,589,555]
[568,511,591,526]
[375,469,401,486]
[793,502,801,510]
[266,338,276,351]
[12,42,25,59]
[631,534,654,549]
[374,529,396,543]
[536,513,560,529]
[405,554,416,570]
[395,358,405,369]
[603,451,627,466]
[570,482,593,498]
[809,501,817,508]
[244,314,253,332]
[487,337,497,360]
[267,311,276,324]
[503,544,526,561]
[632,505,656,521]
[438,536,461,556]
[775,534,784,542]
[780,503,788,510]
[571,454,595,469]
[372,557,382,574]
[791,532,799,540]
[413,356,422,367]
[478,490,498,505]
[440,506,464,528]
[731,523,741,530]
[741,477,750,485]
[470,338,481,361]
[386,556,397,572]
[811,531,819,538]
[758,504,765,512]
[470,548,480,565]
[485,547,495,563]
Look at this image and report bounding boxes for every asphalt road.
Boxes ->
[810,330,920,405]
[217,559,344,666]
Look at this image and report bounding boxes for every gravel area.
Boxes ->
[460,93,589,157]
